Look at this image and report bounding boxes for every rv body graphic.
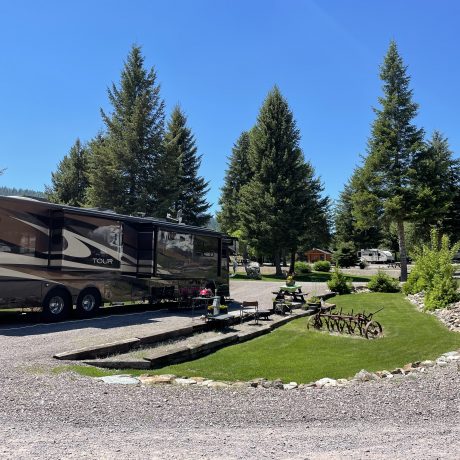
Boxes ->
[357,249,394,264]
[0,196,232,321]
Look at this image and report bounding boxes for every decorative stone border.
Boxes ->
[407,293,460,332]
[95,349,460,389]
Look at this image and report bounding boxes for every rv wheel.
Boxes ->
[76,288,101,317]
[42,288,72,322]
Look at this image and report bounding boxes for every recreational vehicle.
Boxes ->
[357,249,394,264]
[0,196,233,321]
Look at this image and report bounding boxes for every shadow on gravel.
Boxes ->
[0,303,203,337]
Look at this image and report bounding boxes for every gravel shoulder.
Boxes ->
[0,280,459,459]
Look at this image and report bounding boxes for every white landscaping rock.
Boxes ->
[379,371,393,379]
[354,369,379,382]
[174,378,197,386]
[207,381,229,389]
[283,382,298,390]
[96,375,140,385]
[441,351,460,361]
[138,374,175,385]
[315,377,337,388]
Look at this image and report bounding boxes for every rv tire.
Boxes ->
[76,288,101,318]
[42,288,72,322]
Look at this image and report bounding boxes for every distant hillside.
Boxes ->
[0,186,45,198]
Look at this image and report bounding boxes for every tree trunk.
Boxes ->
[274,251,282,276]
[397,219,408,282]
[289,250,296,272]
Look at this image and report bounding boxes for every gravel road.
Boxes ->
[0,280,459,459]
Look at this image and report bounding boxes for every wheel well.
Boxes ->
[43,286,72,306]
[77,287,102,304]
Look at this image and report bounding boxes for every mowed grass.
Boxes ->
[151,293,460,383]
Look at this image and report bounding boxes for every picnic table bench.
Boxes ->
[206,313,232,324]
[272,284,307,308]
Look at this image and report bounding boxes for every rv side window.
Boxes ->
[193,235,219,275]
[156,230,193,275]
[0,228,39,255]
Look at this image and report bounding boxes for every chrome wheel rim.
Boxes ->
[49,296,65,315]
[81,294,96,311]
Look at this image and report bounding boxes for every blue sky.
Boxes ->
[0,0,459,215]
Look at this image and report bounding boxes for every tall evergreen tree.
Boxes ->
[411,131,460,241]
[239,86,321,275]
[352,41,424,281]
[298,165,331,254]
[334,170,382,250]
[46,138,89,206]
[159,106,211,226]
[86,45,165,215]
[217,131,252,234]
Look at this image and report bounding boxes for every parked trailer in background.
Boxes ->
[357,249,394,264]
[0,196,232,321]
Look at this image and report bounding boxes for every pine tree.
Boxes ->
[217,131,252,234]
[155,108,182,219]
[159,106,211,226]
[411,131,460,241]
[86,45,165,215]
[239,86,321,275]
[334,170,382,250]
[298,163,331,256]
[353,41,424,281]
[447,189,460,244]
[46,138,89,206]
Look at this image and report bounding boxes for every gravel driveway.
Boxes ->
[0,280,459,459]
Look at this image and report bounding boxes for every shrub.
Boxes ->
[307,296,321,304]
[327,265,352,294]
[403,229,460,310]
[332,241,359,267]
[359,259,368,269]
[424,274,459,309]
[313,260,331,272]
[294,261,312,274]
[367,271,400,293]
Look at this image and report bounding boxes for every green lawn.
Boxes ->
[148,293,460,383]
[232,270,371,282]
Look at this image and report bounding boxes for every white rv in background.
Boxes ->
[358,249,394,264]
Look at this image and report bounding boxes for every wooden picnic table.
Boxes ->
[272,284,307,308]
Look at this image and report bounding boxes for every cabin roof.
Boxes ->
[305,248,332,254]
